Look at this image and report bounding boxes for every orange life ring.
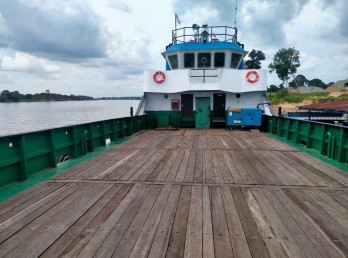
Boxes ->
[246,70,259,83]
[153,71,165,83]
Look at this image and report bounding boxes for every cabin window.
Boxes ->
[214,52,225,67]
[231,53,242,68]
[168,54,178,69]
[198,53,211,68]
[184,53,195,68]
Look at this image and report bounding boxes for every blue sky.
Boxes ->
[0,0,347,97]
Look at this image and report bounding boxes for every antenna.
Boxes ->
[234,0,238,28]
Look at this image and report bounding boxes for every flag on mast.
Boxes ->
[175,13,181,25]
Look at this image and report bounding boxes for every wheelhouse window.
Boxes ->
[168,54,178,69]
[231,53,242,68]
[214,52,225,67]
[184,53,195,68]
[198,53,211,68]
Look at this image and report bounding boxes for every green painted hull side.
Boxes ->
[145,110,227,129]
[0,138,129,202]
[267,116,348,170]
[0,115,146,188]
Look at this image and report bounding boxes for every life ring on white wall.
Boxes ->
[246,70,259,83]
[153,71,166,83]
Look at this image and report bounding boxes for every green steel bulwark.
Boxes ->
[267,116,348,164]
[0,115,146,187]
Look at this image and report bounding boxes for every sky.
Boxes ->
[0,0,347,97]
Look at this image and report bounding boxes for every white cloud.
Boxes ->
[1,51,61,77]
[0,0,347,97]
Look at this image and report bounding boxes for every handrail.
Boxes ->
[172,25,238,45]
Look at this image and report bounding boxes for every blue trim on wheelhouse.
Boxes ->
[165,42,245,53]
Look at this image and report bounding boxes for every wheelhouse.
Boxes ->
[163,25,247,71]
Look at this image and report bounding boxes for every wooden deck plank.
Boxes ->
[221,186,252,258]
[184,185,203,258]
[58,183,134,257]
[0,183,65,221]
[243,188,287,258]
[229,150,255,185]
[211,187,233,258]
[147,185,181,258]
[303,190,348,229]
[286,189,348,255]
[184,149,196,183]
[202,186,215,258]
[165,149,185,182]
[193,150,203,183]
[166,186,191,258]
[175,149,191,183]
[129,185,173,257]
[276,189,345,258]
[39,183,126,258]
[0,182,81,244]
[118,148,158,181]
[251,188,307,258]
[76,183,142,257]
[231,187,270,258]
[0,129,347,258]
[216,150,234,184]
[261,189,324,258]
[3,183,113,258]
[93,185,152,257]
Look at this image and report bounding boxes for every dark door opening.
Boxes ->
[181,94,193,118]
[212,93,226,128]
[213,93,226,117]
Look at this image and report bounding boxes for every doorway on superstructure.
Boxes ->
[181,94,194,127]
[212,93,226,128]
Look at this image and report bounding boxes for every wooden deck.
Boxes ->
[0,129,348,258]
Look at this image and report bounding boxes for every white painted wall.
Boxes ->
[145,91,269,112]
[144,69,267,93]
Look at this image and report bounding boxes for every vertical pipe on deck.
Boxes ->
[325,132,332,158]
[88,124,95,152]
[120,119,125,138]
[112,120,118,142]
[101,121,107,146]
[320,124,326,154]
[306,122,312,148]
[286,119,291,140]
[49,131,57,168]
[331,136,336,159]
[277,117,282,137]
[72,126,78,158]
[295,120,300,143]
[19,135,28,181]
[337,128,345,162]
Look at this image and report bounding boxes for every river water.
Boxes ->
[0,100,140,137]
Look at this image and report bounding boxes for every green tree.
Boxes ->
[268,47,300,88]
[289,74,308,88]
[308,78,326,88]
[267,84,284,92]
[244,49,266,69]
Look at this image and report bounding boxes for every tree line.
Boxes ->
[244,48,335,92]
[0,90,94,102]
[0,90,142,102]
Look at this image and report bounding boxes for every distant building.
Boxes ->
[298,86,324,93]
[287,86,324,93]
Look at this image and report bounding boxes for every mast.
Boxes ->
[233,0,238,43]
